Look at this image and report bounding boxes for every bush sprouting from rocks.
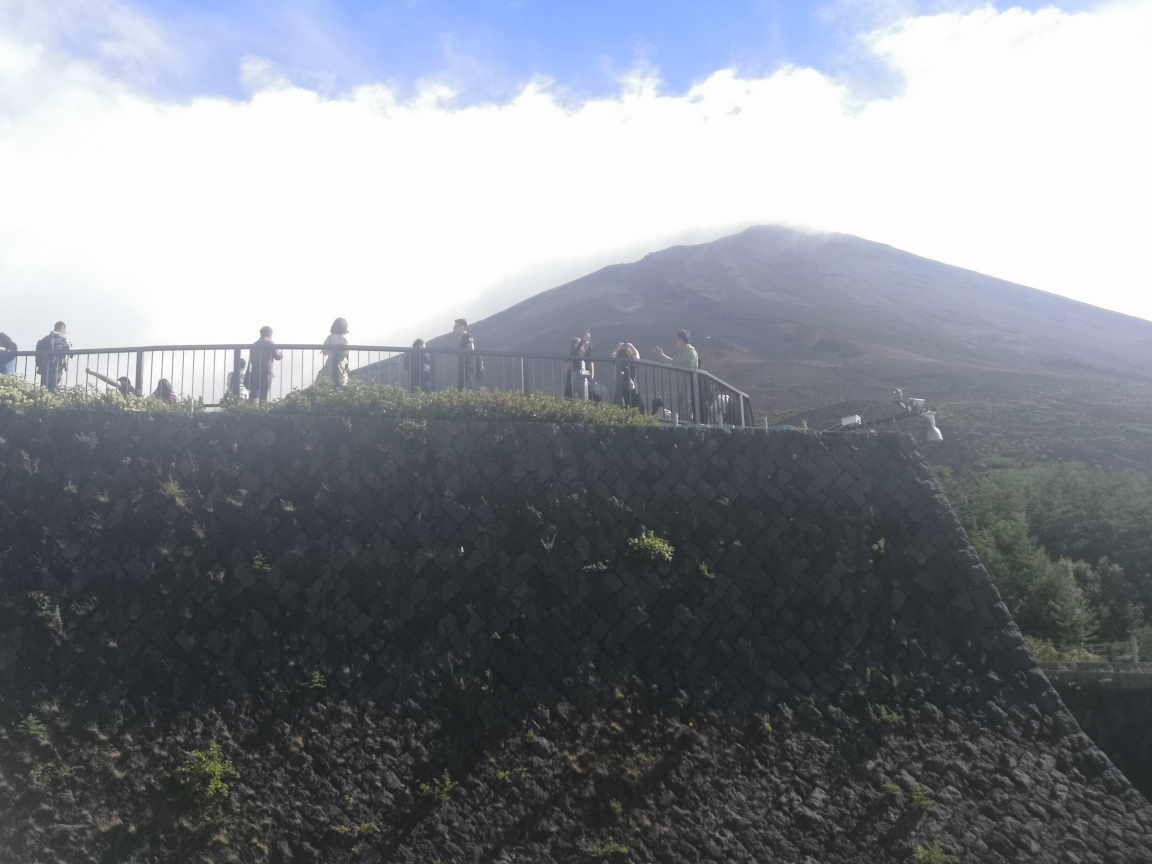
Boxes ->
[911,841,960,864]
[418,770,458,803]
[18,714,49,744]
[911,784,934,810]
[171,743,238,806]
[627,531,674,566]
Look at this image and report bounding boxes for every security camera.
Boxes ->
[891,388,903,399]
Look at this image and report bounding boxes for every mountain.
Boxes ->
[436,226,1152,471]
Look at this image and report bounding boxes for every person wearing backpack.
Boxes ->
[35,322,71,393]
[453,318,482,391]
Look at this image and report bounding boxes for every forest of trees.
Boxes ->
[939,462,1152,648]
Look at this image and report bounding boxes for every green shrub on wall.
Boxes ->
[627,531,675,566]
[222,382,657,425]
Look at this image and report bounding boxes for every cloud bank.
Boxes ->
[1,1,1150,350]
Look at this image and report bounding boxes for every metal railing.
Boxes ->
[3,344,754,427]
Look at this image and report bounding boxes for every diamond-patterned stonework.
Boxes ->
[0,410,1073,748]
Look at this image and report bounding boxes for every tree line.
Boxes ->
[939,462,1152,647]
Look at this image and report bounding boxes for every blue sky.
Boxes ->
[80,0,1096,101]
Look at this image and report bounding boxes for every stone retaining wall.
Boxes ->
[0,409,1067,741]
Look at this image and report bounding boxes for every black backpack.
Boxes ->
[34,334,53,376]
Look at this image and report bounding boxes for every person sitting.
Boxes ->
[86,368,139,396]
[225,358,249,400]
[151,379,178,403]
[650,396,673,421]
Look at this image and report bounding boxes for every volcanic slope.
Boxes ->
[439,226,1152,470]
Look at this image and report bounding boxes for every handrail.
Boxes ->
[9,344,751,400]
[4,342,754,426]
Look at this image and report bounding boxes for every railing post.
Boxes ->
[739,393,746,427]
[134,350,144,397]
[232,348,242,398]
[520,356,526,395]
[1133,633,1140,664]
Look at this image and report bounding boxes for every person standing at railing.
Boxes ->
[563,337,579,398]
[453,318,481,392]
[403,339,433,392]
[570,334,594,400]
[316,318,350,387]
[0,333,17,375]
[248,326,283,401]
[34,322,71,393]
[653,329,699,422]
[613,342,641,410]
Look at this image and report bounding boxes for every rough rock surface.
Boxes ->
[0,410,1149,862]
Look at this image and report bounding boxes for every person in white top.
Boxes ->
[316,318,351,387]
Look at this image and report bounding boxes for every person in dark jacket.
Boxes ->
[563,337,581,398]
[453,319,480,391]
[248,326,283,401]
[403,339,433,392]
[35,322,71,393]
[0,333,17,375]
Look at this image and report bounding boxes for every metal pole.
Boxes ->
[520,356,526,395]
[691,370,701,425]
[232,348,242,398]
[739,393,746,427]
[1133,633,1139,664]
[134,350,143,397]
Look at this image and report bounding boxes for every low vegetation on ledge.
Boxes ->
[223,382,657,425]
[0,376,186,413]
[0,377,656,426]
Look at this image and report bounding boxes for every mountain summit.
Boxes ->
[449,226,1152,469]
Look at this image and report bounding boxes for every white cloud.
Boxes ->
[0,1,1150,354]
